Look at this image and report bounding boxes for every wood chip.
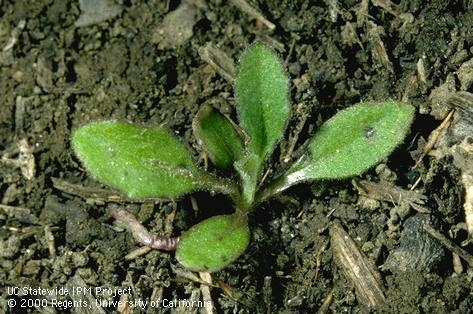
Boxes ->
[447,91,473,122]
[330,222,385,308]
[367,21,393,73]
[229,0,275,30]
[124,246,151,260]
[1,138,35,180]
[199,43,235,83]
[0,204,38,224]
[44,225,56,257]
[352,179,428,213]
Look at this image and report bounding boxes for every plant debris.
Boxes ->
[75,0,123,27]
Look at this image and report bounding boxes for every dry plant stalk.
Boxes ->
[330,222,385,308]
[198,43,235,82]
[414,109,455,168]
[427,93,473,238]
[423,224,473,267]
[1,138,35,180]
[229,0,275,30]
[199,272,215,314]
[353,179,428,213]
[464,173,473,237]
[317,289,334,314]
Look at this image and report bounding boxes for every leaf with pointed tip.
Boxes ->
[72,121,209,198]
[288,101,414,182]
[176,213,250,272]
[192,105,244,169]
[235,42,289,160]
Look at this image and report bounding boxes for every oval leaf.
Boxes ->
[235,42,289,160]
[176,214,250,272]
[290,101,414,181]
[192,104,244,169]
[72,121,204,198]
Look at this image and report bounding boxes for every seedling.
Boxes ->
[72,43,414,272]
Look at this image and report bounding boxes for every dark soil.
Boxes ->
[1,0,473,313]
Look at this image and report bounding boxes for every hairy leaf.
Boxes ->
[289,101,414,182]
[234,153,260,209]
[234,42,290,204]
[192,104,244,169]
[257,102,414,201]
[72,121,206,198]
[176,213,250,272]
[235,42,289,160]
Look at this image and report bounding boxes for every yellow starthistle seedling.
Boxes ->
[72,42,414,272]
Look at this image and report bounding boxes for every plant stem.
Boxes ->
[254,175,289,205]
[110,204,179,252]
[254,160,308,205]
[198,171,242,204]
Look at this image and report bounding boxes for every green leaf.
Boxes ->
[192,104,244,169]
[236,42,289,159]
[72,121,206,198]
[176,213,250,272]
[291,101,414,181]
[235,43,289,160]
[256,102,414,202]
[234,42,290,205]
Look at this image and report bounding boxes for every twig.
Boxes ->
[317,289,334,314]
[198,43,235,82]
[409,176,422,191]
[284,37,297,66]
[282,103,310,164]
[330,222,385,308]
[44,225,56,257]
[199,272,215,314]
[173,266,219,287]
[0,204,38,224]
[229,0,275,30]
[352,179,428,213]
[263,276,272,314]
[1,139,35,180]
[315,240,329,280]
[464,175,473,237]
[367,21,393,73]
[413,109,455,168]
[423,224,473,267]
[124,246,151,260]
[3,20,25,51]
[257,169,271,189]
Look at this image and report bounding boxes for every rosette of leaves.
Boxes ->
[72,42,414,272]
